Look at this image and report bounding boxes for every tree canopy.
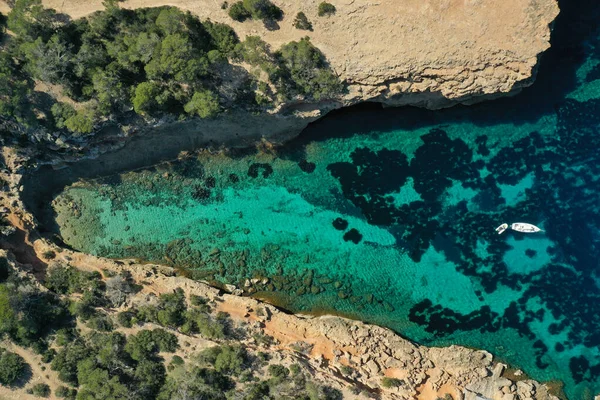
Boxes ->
[0,349,28,386]
[2,0,342,144]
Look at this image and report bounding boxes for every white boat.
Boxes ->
[510,222,543,233]
[495,223,508,235]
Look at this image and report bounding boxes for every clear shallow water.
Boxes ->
[48,4,600,398]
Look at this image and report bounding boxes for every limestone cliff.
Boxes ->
[35,0,559,111]
[0,0,560,158]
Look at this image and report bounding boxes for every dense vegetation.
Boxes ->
[1,0,342,141]
[0,255,345,399]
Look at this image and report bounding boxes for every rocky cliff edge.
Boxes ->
[36,0,560,110]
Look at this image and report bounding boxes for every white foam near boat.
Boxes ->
[510,222,543,233]
[495,223,509,234]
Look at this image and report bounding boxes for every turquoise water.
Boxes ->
[48,2,600,398]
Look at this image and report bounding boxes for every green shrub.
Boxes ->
[267,364,289,385]
[132,81,161,116]
[276,37,343,100]
[86,315,114,331]
[45,265,102,295]
[125,329,178,361]
[69,298,97,321]
[136,304,159,323]
[55,385,77,399]
[340,365,353,375]
[116,310,134,328]
[101,269,116,278]
[0,281,68,346]
[228,1,251,21]
[170,355,184,366]
[381,377,404,388]
[156,288,187,327]
[243,0,283,21]
[42,250,56,260]
[183,308,227,339]
[184,90,220,119]
[151,328,179,352]
[158,365,233,399]
[289,363,301,376]
[190,295,209,307]
[64,107,97,136]
[234,36,278,75]
[31,383,51,397]
[198,345,248,375]
[51,342,88,385]
[204,21,239,54]
[0,349,28,386]
[318,2,336,16]
[293,12,312,31]
[51,103,77,130]
[41,348,57,363]
[44,265,80,294]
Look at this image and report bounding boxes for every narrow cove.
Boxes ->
[31,1,600,398]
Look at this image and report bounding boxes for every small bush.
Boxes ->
[55,385,77,399]
[116,310,134,328]
[54,329,75,347]
[289,363,301,376]
[221,1,229,9]
[252,332,274,347]
[184,90,220,119]
[340,365,353,375]
[171,355,184,366]
[42,250,56,260]
[198,345,248,375]
[190,295,208,307]
[125,329,178,361]
[318,2,336,16]
[152,328,179,353]
[0,349,27,386]
[86,315,114,331]
[101,269,116,278]
[243,0,283,21]
[228,1,251,21]
[293,12,312,31]
[267,364,289,383]
[31,383,51,397]
[41,349,57,363]
[381,377,404,388]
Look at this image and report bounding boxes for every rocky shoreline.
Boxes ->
[0,220,564,400]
